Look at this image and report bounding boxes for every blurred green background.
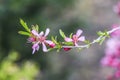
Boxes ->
[0,0,120,80]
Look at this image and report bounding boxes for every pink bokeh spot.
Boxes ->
[113,2,120,16]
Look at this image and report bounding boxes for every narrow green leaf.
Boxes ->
[69,33,73,38]
[62,42,73,45]
[20,19,30,32]
[18,31,30,36]
[32,25,39,32]
[51,36,58,44]
[35,24,39,32]
[84,40,91,48]
[104,30,110,38]
[59,29,66,38]
[99,37,106,45]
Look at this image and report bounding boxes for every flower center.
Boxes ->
[39,36,46,42]
[72,35,78,42]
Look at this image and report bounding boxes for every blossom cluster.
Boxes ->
[100,2,120,80]
[101,25,120,80]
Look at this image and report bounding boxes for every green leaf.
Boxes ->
[59,29,66,38]
[18,31,31,36]
[35,25,39,32]
[84,40,91,48]
[97,31,104,36]
[62,42,73,45]
[51,36,58,44]
[69,33,73,38]
[20,19,30,32]
[99,37,106,45]
[104,30,110,38]
[32,25,39,32]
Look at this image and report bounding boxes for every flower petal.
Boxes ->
[32,42,39,54]
[39,31,44,36]
[42,43,48,52]
[32,30,39,36]
[32,49,36,54]
[44,28,50,37]
[78,36,85,41]
[65,37,73,42]
[36,45,40,51]
[76,29,83,37]
[74,42,78,46]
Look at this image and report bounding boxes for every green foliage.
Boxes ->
[20,19,30,32]
[32,25,39,32]
[59,29,66,38]
[51,36,62,52]
[62,42,73,45]
[97,31,105,36]
[51,36,58,44]
[0,51,39,80]
[69,33,73,38]
[98,37,106,45]
[97,30,110,45]
[97,30,109,37]
[84,40,91,48]
[18,31,31,36]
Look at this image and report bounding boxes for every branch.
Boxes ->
[62,26,120,48]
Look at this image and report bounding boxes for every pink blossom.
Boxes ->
[105,38,120,57]
[65,29,85,46]
[28,28,55,54]
[115,70,120,78]
[101,56,114,67]
[112,59,120,68]
[101,24,120,79]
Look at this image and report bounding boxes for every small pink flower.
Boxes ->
[28,28,55,54]
[65,29,85,46]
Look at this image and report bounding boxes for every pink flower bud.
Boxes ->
[28,37,36,42]
[63,48,71,51]
[49,43,55,48]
